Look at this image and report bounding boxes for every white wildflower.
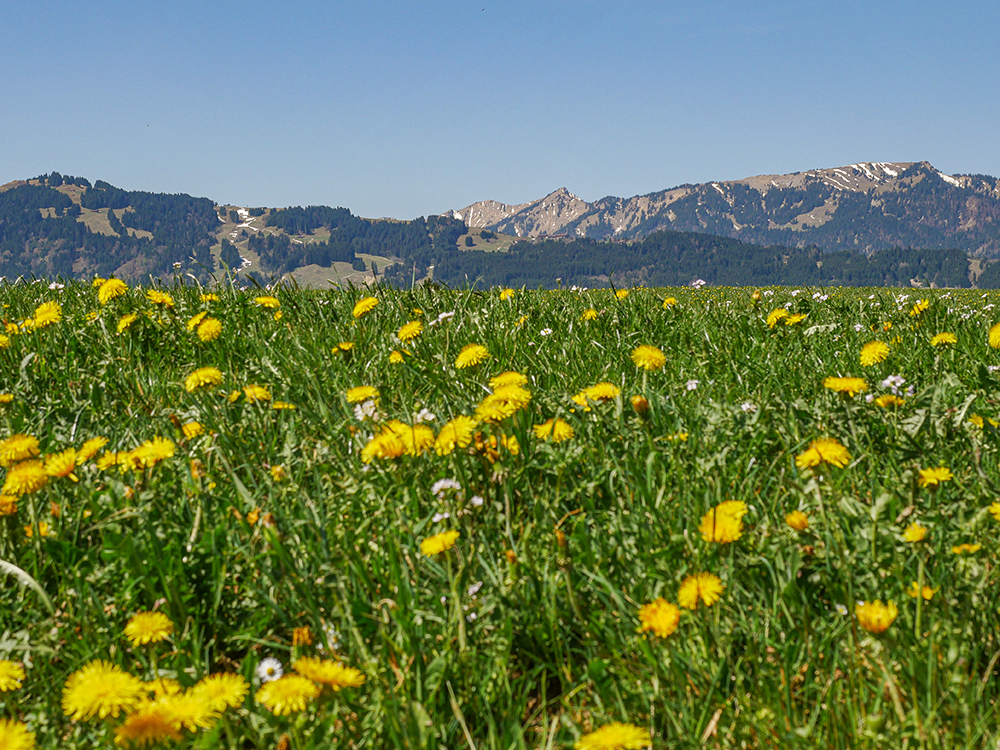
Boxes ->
[431,478,461,498]
[256,657,283,683]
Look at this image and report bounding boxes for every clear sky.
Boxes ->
[3,1,998,219]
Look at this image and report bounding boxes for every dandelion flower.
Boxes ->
[145,678,182,699]
[476,385,531,421]
[823,377,867,396]
[187,311,208,331]
[421,529,460,556]
[615,289,628,300]
[44,448,78,481]
[182,422,203,439]
[990,501,1000,522]
[184,367,223,392]
[909,299,929,317]
[931,332,956,347]
[434,416,478,456]
[575,722,650,750]
[766,308,789,328]
[906,582,938,600]
[389,350,405,364]
[255,675,319,716]
[489,371,528,389]
[23,522,50,538]
[293,657,365,691]
[785,510,808,531]
[662,296,677,308]
[918,466,953,487]
[77,436,109,463]
[197,318,222,342]
[254,296,280,309]
[581,308,598,321]
[499,288,515,300]
[677,572,724,610]
[855,600,898,634]
[2,461,48,495]
[0,660,25,691]
[698,500,748,544]
[131,437,176,468]
[0,434,40,466]
[0,718,35,750]
[455,343,490,369]
[346,385,379,403]
[398,320,423,342]
[571,382,620,408]
[795,437,850,469]
[146,290,174,308]
[0,495,16,516]
[98,278,128,305]
[32,301,61,328]
[874,394,905,408]
[631,395,649,414]
[113,701,182,746]
[990,322,1000,349]
[62,660,145,720]
[902,522,927,543]
[952,543,981,555]
[117,313,140,334]
[631,345,666,371]
[860,341,889,366]
[785,313,808,325]
[200,293,219,302]
[637,598,680,639]
[352,297,379,318]
[193,673,249,711]
[533,418,574,443]
[124,612,174,647]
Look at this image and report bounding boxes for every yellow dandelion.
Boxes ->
[677,572,724,610]
[909,299,929,316]
[293,657,366,691]
[0,718,35,750]
[434,416,478,456]
[631,395,649,415]
[0,660,25,692]
[2,461,48,495]
[0,434,40,466]
[572,382,620,408]
[124,612,174,647]
[335,341,354,352]
[32,301,61,328]
[77,436,108,463]
[533,418,575,443]
[145,678,182,699]
[23,521,50,539]
[860,341,889,366]
[352,296,379,318]
[62,660,145,720]
[785,510,808,531]
[255,675,320,716]
[989,501,1000,522]
[766,308,789,328]
[902,522,927,543]
[698,500,748,544]
[113,700,182,746]
[499,288,515,300]
[254,296,280,309]
[615,289,628,300]
[662,296,677,308]
[200,293,219,302]
[131,437,176,468]
[476,385,532,421]
[0,334,9,348]
[874,394,905,408]
[398,320,423,341]
[160,691,220,731]
[931,332,956,347]
[98,278,128,305]
[345,386,379,403]
[489,371,528,389]
[637,598,680,639]
[906,582,938,600]
[272,401,296,410]
[455,343,490,369]
[241,385,271,403]
[952,543,981,555]
[580,308,598,321]
[631,345,666,371]
[0,495,16,516]
[192,673,249,711]
[146,290,174,308]
[187,311,208,331]
[990,322,1000,349]
[182,422,204,439]
[785,313,808,325]
[855,600,898,634]
[270,465,287,481]
[195,375,227,398]
[117,313,139,334]
[795,437,850,469]
[575,723,650,750]
[823,377,867,396]
[389,350,406,364]
[421,529,460,556]
[918,466,953,487]
[197,318,222,342]
[44,448,78,481]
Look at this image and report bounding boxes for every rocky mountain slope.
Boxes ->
[445,162,1000,256]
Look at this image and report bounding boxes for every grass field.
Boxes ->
[2,281,1000,749]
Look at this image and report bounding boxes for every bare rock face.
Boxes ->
[445,162,1000,256]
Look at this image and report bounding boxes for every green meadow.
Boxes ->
[2,281,1000,749]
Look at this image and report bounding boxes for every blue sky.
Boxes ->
[3,1,998,218]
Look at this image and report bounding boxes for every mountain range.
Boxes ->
[445,161,1000,256]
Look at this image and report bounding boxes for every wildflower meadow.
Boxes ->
[2,280,1000,749]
